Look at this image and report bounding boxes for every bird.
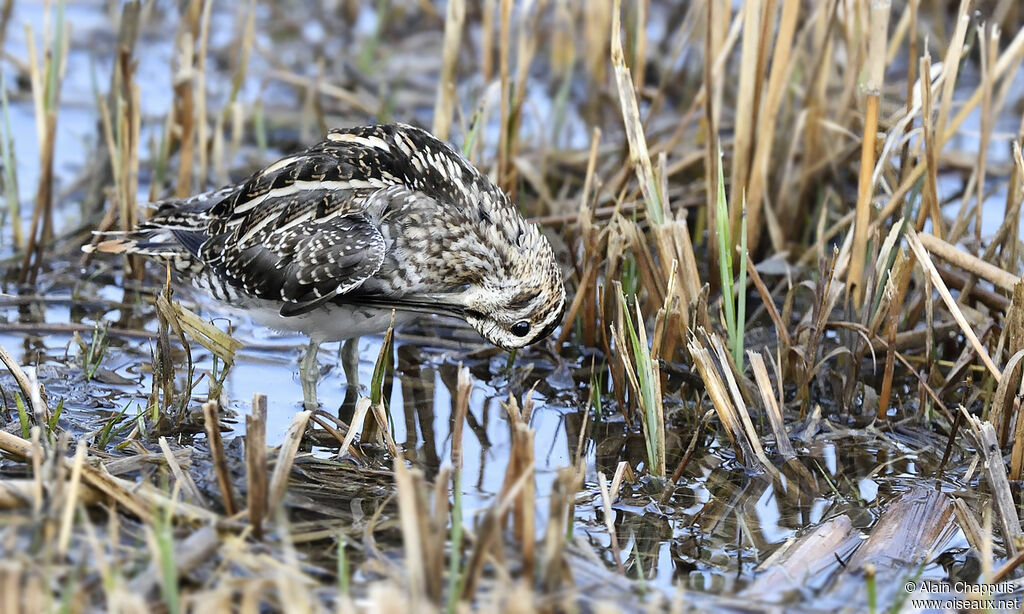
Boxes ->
[86,123,566,409]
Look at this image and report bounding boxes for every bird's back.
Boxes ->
[91,124,528,311]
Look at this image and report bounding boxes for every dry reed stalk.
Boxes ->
[901,0,920,130]
[952,497,984,553]
[631,0,648,91]
[0,478,102,510]
[729,0,763,218]
[610,0,663,225]
[19,109,55,285]
[338,397,372,459]
[0,0,12,53]
[608,460,633,504]
[173,31,196,197]
[935,3,970,147]
[687,330,774,474]
[496,0,512,189]
[505,2,542,199]
[500,393,536,579]
[916,231,1020,292]
[582,0,611,85]
[961,410,1022,556]
[700,1,730,286]
[246,393,268,538]
[203,401,237,516]
[973,24,1000,247]
[847,0,889,306]
[742,0,798,254]
[80,1,141,223]
[194,0,214,189]
[748,351,794,460]
[786,0,836,224]
[906,230,1000,381]
[1010,393,1024,480]
[368,400,400,457]
[992,548,1024,584]
[746,258,790,349]
[267,410,311,510]
[540,465,582,594]
[95,48,142,276]
[460,454,534,600]
[917,52,945,239]
[558,131,603,348]
[0,341,45,411]
[56,439,87,556]
[157,436,206,504]
[873,22,1024,229]
[602,236,629,421]
[267,70,377,115]
[622,220,666,305]
[481,0,494,82]
[596,471,624,573]
[655,219,701,330]
[425,466,449,605]
[28,427,42,519]
[0,428,229,526]
[990,349,1024,447]
[876,279,899,420]
[796,249,841,416]
[431,0,464,140]
[394,459,427,607]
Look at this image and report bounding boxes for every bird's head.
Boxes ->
[459,236,566,350]
[449,201,565,350]
[368,123,566,349]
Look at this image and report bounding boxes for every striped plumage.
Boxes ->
[89,123,566,351]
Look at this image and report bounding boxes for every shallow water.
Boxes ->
[0,0,1004,604]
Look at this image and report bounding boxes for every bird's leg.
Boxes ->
[342,337,360,392]
[300,339,320,410]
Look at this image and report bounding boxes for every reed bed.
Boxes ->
[2,0,1024,611]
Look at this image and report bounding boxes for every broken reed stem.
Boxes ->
[268,410,312,510]
[445,366,471,614]
[247,393,268,538]
[56,440,87,557]
[610,0,663,225]
[500,393,536,580]
[742,0,798,253]
[877,279,899,420]
[916,231,1020,292]
[906,230,1001,381]
[431,0,464,140]
[496,0,512,190]
[203,401,236,516]
[848,0,889,306]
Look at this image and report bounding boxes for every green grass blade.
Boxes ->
[715,146,735,339]
[734,203,748,371]
[445,469,464,614]
[15,394,29,438]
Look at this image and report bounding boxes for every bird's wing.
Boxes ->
[207,149,388,237]
[214,211,387,317]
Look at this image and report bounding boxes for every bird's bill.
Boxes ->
[345,295,468,320]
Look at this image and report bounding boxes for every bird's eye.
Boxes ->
[511,321,530,337]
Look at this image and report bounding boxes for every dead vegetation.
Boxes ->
[2,0,1024,611]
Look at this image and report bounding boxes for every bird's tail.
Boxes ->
[82,186,234,271]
